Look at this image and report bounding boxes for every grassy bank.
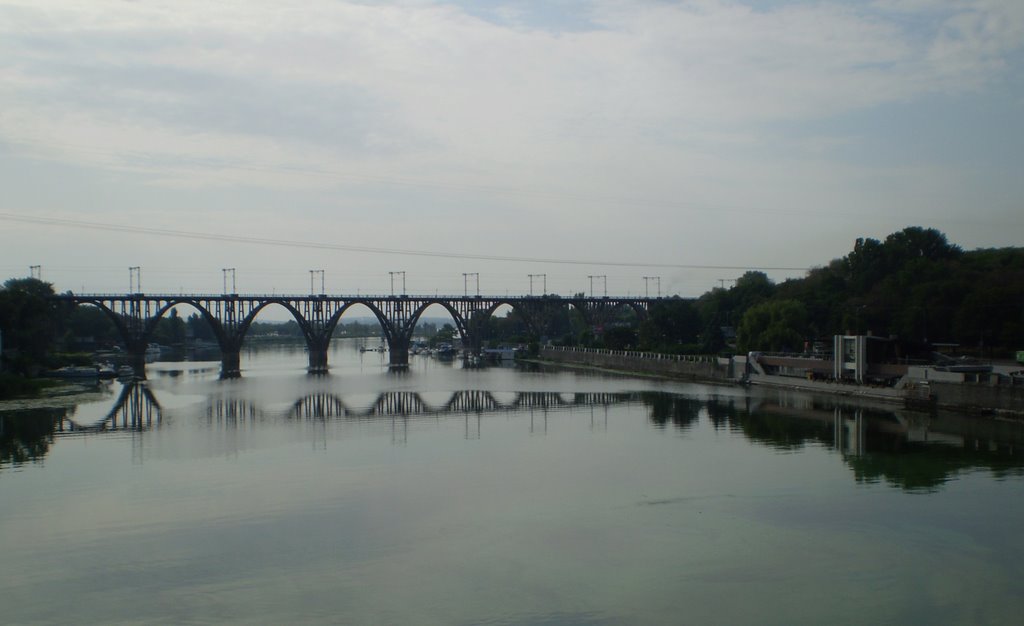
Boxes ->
[0,373,60,400]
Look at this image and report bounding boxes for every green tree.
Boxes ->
[845,236,888,293]
[151,309,187,346]
[603,326,638,350]
[738,299,808,352]
[638,298,702,352]
[64,305,119,347]
[428,323,456,347]
[732,271,775,310]
[186,313,217,342]
[883,226,961,264]
[0,278,61,374]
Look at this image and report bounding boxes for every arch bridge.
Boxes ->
[53,293,655,378]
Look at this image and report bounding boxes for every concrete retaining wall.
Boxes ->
[539,346,731,381]
[930,381,1024,415]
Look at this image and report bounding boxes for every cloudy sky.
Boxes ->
[1,0,1022,298]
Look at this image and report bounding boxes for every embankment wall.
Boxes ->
[930,381,1024,415]
[538,347,1023,417]
[539,346,732,381]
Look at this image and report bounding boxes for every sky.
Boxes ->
[1,0,1022,299]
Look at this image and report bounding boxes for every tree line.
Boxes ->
[622,226,1023,356]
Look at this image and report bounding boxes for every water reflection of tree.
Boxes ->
[639,392,702,430]
[643,393,1024,492]
[844,437,1024,493]
[732,411,833,451]
[0,408,60,467]
[704,398,736,429]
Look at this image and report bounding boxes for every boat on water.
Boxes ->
[48,366,100,379]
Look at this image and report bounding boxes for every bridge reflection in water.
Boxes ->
[286,390,630,421]
[56,382,162,434]
[6,384,1023,492]
[44,385,632,438]
[198,389,632,446]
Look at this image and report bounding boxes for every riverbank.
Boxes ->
[536,346,1024,419]
[0,373,68,401]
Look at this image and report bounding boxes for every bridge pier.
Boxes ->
[126,348,148,380]
[307,343,329,374]
[221,350,241,379]
[465,330,483,357]
[389,337,410,369]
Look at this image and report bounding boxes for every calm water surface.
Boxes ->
[2,340,1023,625]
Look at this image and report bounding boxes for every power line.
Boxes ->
[5,132,1022,230]
[0,211,811,271]
[0,132,832,219]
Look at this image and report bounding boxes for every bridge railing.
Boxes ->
[57,293,661,302]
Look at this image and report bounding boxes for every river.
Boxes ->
[2,339,1023,625]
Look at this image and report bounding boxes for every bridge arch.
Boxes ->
[67,298,229,376]
[142,299,229,349]
[69,298,134,349]
[234,299,309,343]
[407,300,471,345]
[482,300,539,332]
[334,300,397,345]
[475,300,543,347]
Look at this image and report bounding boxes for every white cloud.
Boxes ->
[0,0,1022,294]
[3,0,1019,185]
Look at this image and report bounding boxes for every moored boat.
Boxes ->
[48,366,100,379]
